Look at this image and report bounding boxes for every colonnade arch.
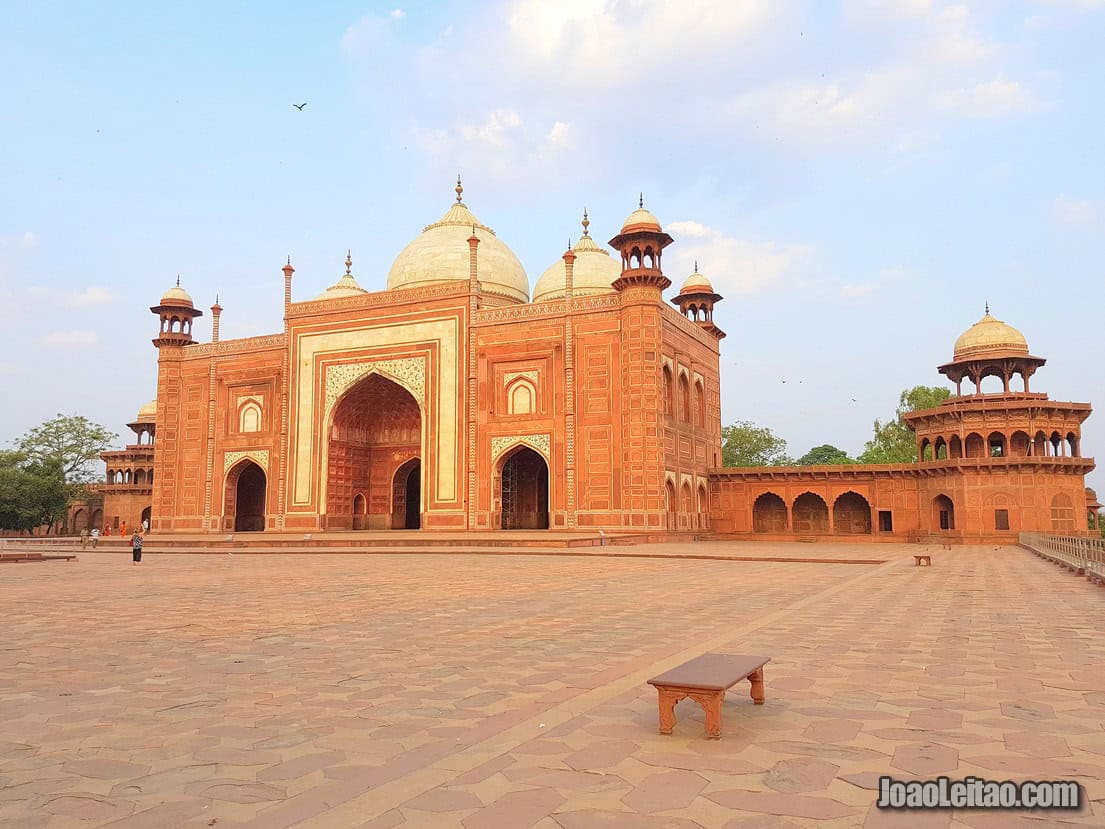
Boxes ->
[751,490,873,535]
[919,428,1082,460]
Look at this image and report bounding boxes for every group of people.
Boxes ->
[78,518,149,564]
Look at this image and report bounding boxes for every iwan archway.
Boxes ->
[327,373,422,530]
[498,445,549,530]
[226,460,267,532]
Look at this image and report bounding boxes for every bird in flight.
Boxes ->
[293,102,307,111]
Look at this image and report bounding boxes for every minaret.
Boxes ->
[608,194,673,293]
[150,277,203,347]
[210,296,222,343]
[672,262,725,340]
[282,257,294,317]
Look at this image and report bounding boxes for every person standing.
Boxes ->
[131,530,143,565]
[79,528,88,549]
[90,527,99,549]
[120,521,127,538]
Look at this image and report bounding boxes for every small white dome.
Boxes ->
[533,213,621,303]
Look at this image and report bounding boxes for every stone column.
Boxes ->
[277,259,294,531]
[467,232,480,530]
[563,248,577,528]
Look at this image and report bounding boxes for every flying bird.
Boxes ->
[293,102,307,111]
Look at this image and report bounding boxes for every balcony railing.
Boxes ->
[1019,532,1105,583]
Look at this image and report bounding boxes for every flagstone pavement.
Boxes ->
[1,542,1103,828]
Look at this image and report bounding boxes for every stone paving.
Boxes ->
[1,542,1103,828]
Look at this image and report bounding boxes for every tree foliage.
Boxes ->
[16,414,117,484]
[0,451,69,532]
[796,444,854,465]
[721,421,792,467]
[858,385,952,464]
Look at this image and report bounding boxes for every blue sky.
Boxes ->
[2,0,1103,489]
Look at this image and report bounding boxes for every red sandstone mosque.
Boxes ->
[70,183,1098,543]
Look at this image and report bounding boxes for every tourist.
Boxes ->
[131,530,143,565]
[104,524,111,537]
[142,518,149,533]
[79,528,88,549]
[90,527,99,548]
[120,521,127,538]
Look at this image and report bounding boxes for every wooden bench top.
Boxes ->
[648,654,771,692]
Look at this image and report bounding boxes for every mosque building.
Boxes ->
[72,182,1097,543]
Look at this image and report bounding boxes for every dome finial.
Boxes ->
[985,300,990,315]
[694,260,698,273]
[287,255,291,265]
[581,207,590,237]
[456,174,464,203]
[176,274,180,287]
[639,192,644,209]
[345,250,352,275]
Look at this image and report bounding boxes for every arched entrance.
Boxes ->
[933,494,955,531]
[328,373,422,530]
[71,509,86,534]
[391,459,421,529]
[665,480,677,530]
[833,492,872,534]
[792,492,829,534]
[499,446,549,530]
[227,461,266,532]
[140,506,151,530]
[90,508,103,532]
[752,493,787,532]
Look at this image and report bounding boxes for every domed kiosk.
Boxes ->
[939,305,1046,395]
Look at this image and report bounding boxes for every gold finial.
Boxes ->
[345,250,352,275]
[456,174,463,203]
[639,192,644,208]
[581,207,590,237]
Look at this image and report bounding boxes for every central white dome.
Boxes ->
[387,188,529,304]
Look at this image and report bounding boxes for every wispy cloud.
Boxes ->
[1053,195,1100,225]
[667,220,811,295]
[39,330,99,347]
[0,231,38,250]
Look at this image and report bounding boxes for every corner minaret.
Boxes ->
[150,277,203,348]
[672,262,725,340]
[608,194,673,293]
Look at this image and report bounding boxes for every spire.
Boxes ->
[639,192,644,208]
[694,260,698,273]
[456,174,464,203]
[287,255,291,265]
[345,250,352,275]
[176,275,180,287]
[581,207,590,237]
[985,300,990,315]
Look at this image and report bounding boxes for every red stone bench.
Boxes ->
[647,653,769,739]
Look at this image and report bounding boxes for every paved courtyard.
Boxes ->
[2,542,1103,828]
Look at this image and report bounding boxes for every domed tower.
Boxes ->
[314,251,368,300]
[902,307,1094,537]
[150,278,203,347]
[672,263,725,340]
[608,196,673,293]
[532,209,622,303]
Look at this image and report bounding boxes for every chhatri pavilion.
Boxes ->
[74,182,1097,543]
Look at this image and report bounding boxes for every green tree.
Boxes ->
[796,444,854,465]
[858,385,952,464]
[0,451,69,532]
[721,421,792,467]
[16,414,117,485]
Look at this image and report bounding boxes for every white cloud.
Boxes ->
[65,287,113,308]
[667,220,811,295]
[1053,195,1099,225]
[458,110,523,148]
[840,283,877,297]
[390,8,406,18]
[39,330,98,347]
[0,231,37,250]
[936,76,1036,117]
[505,0,777,87]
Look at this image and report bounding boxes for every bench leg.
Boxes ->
[657,688,683,735]
[748,668,765,705]
[689,691,723,738]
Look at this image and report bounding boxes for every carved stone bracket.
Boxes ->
[324,357,427,420]
[224,449,270,473]
[491,433,550,463]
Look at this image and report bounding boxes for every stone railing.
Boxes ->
[1019,532,1105,584]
